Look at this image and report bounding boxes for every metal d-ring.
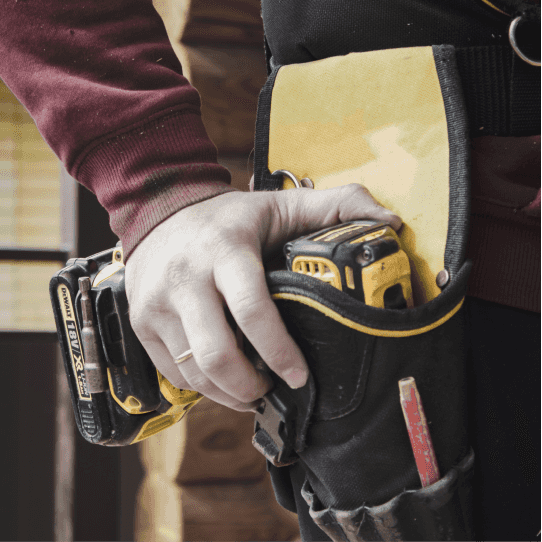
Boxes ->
[271,169,314,189]
[509,16,541,67]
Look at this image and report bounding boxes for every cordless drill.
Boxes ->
[50,220,412,446]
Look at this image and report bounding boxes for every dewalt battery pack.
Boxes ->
[50,246,202,446]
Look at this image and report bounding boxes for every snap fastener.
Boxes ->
[436,269,450,289]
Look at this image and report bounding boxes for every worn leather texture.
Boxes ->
[302,449,475,542]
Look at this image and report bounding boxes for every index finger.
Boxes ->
[214,245,309,390]
[173,283,274,404]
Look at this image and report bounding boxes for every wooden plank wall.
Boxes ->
[138,1,300,541]
[155,0,266,190]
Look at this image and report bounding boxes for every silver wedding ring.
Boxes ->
[174,349,193,365]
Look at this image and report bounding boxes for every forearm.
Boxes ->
[0,0,235,257]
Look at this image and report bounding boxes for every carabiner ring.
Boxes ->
[509,16,541,67]
[271,169,314,189]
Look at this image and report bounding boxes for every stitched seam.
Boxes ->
[318,519,365,526]
[315,335,375,421]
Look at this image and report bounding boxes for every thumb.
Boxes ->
[266,183,402,248]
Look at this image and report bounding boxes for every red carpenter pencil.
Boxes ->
[398,377,440,487]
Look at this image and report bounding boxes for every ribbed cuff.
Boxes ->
[466,200,540,313]
[74,107,237,259]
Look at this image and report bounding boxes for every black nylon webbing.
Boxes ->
[456,45,540,136]
[510,51,541,134]
[433,45,471,277]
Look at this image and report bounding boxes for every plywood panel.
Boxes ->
[154,0,263,46]
[154,0,265,154]
[182,17,263,46]
[182,476,300,542]
[187,0,261,25]
[136,417,188,542]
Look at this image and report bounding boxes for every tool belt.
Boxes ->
[251,45,475,541]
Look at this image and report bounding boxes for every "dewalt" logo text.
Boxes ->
[58,285,91,400]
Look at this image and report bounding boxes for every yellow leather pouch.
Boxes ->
[254,45,471,306]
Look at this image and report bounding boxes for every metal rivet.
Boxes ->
[436,269,450,289]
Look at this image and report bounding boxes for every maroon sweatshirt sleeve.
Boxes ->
[0,0,236,258]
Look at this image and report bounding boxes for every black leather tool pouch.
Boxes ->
[257,262,473,540]
[252,45,474,541]
[302,449,475,542]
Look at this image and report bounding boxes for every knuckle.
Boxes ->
[197,346,231,375]
[362,196,380,211]
[129,298,159,333]
[273,192,292,227]
[342,183,369,198]
[212,231,249,264]
[128,308,147,337]
[164,252,195,291]
[229,292,265,328]
[184,373,211,393]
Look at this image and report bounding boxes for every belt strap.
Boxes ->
[456,45,540,136]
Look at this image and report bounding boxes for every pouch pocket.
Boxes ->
[265,259,471,512]
[270,262,470,424]
[301,449,475,542]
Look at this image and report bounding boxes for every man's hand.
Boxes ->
[125,185,401,411]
